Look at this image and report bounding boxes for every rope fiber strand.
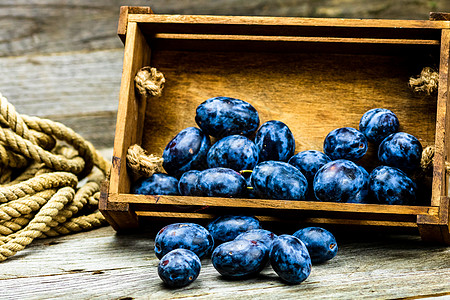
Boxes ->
[0,93,111,262]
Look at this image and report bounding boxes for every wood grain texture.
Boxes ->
[142,51,438,174]
[1,1,449,58]
[0,226,449,299]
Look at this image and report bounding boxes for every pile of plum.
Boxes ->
[155,216,338,287]
[132,96,423,205]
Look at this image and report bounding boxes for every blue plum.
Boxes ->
[288,150,332,183]
[254,120,295,162]
[251,161,308,200]
[235,229,278,252]
[158,249,201,288]
[207,135,259,171]
[323,127,368,161]
[207,215,261,245]
[132,173,179,196]
[378,132,422,172]
[212,239,269,278]
[369,166,417,205]
[195,97,259,138]
[178,170,201,196]
[163,127,211,177]
[269,235,312,284]
[359,108,400,144]
[154,223,214,259]
[197,168,246,197]
[313,159,369,203]
[293,227,338,264]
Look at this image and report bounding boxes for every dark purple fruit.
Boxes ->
[270,235,312,284]
[158,249,201,288]
[378,132,422,172]
[207,215,261,245]
[254,120,295,162]
[369,165,417,205]
[211,239,269,278]
[323,127,368,161]
[235,229,278,251]
[359,108,399,144]
[293,227,338,264]
[197,168,246,197]
[251,161,308,200]
[154,223,214,259]
[178,170,201,196]
[132,173,179,196]
[195,97,259,138]
[207,135,259,171]
[162,127,211,177]
[313,159,369,203]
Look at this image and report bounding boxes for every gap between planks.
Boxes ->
[153,33,441,45]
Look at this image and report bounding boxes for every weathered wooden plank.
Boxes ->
[50,111,116,149]
[0,49,123,117]
[1,1,450,58]
[0,226,449,299]
[0,50,121,148]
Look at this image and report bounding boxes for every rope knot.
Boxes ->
[409,67,439,95]
[134,67,165,98]
[126,144,164,178]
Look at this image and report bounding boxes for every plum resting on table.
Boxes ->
[254,120,295,162]
[270,235,312,284]
[195,96,260,138]
[158,249,201,288]
[207,215,261,246]
[212,239,269,278]
[154,222,214,259]
[235,229,278,252]
[293,227,338,264]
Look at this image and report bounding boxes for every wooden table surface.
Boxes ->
[0,224,449,299]
[1,1,450,299]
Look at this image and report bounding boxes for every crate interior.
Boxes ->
[139,34,439,203]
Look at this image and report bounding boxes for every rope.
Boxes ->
[134,66,165,98]
[420,145,450,173]
[126,144,164,178]
[0,93,111,262]
[409,67,439,95]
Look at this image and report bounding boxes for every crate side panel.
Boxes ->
[110,22,151,195]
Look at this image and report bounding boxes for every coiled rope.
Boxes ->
[0,93,110,262]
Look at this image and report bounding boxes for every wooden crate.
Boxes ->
[99,6,450,244]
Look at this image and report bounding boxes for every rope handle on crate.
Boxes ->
[126,67,166,177]
[409,67,439,95]
[0,93,111,262]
